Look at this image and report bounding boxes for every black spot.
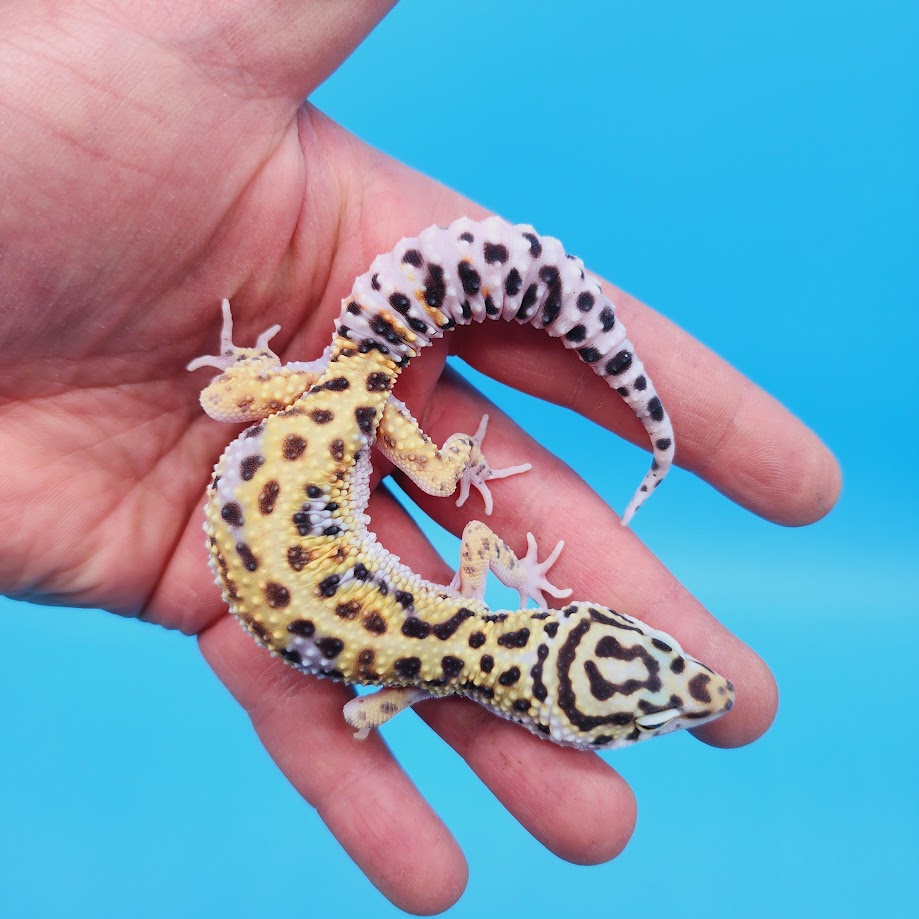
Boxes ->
[240,455,264,481]
[538,265,562,324]
[358,338,388,356]
[287,546,311,571]
[688,673,712,703]
[605,350,633,376]
[259,480,280,515]
[599,306,616,331]
[648,396,665,423]
[634,375,647,391]
[402,248,423,267]
[283,434,307,460]
[265,582,291,609]
[513,699,530,713]
[371,273,381,291]
[364,612,387,635]
[480,654,494,673]
[395,590,414,610]
[317,637,344,659]
[355,406,376,435]
[424,264,446,308]
[577,347,601,363]
[221,502,244,527]
[460,300,472,320]
[346,301,361,315]
[329,439,345,461]
[616,386,629,397]
[522,232,542,257]
[441,656,464,679]
[670,657,685,674]
[505,267,523,297]
[517,283,539,319]
[335,600,361,619]
[484,294,499,316]
[235,542,258,572]
[459,231,474,243]
[394,657,422,678]
[306,484,323,498]
[310,409,333,425]
[468,630,486,649]
[243,423,264,439]
[288,619,315,638]
[323,377,350,392]
[323,525,341,537]
[318,575,340,597]
[353,562,370,581]
[655,437,672,451]
[498,666,521,686]
[366,372,391,393]
[401,617,430,639]
[370,314,406,346]
[576,292,595,312]
[389,292,411,314]
[458,261,481,296]
[497,628,530,649]
[484,242,509,264]
[543,621,559,639]
[565,324,587,343]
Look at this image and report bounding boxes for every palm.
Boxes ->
[0,3,840,913]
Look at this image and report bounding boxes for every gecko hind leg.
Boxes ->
[343,687,432,739]
[450,521,573,608]
[376,408,530,515]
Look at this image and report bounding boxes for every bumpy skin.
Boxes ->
[189,217,734,750]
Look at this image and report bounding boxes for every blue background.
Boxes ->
[2,1,917,916]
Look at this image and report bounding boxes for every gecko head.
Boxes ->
[187,299,322,423]
[552,607,734,750]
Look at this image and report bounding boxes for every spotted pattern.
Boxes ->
[193,217,733,754]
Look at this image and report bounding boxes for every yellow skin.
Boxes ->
[191,301,734,750]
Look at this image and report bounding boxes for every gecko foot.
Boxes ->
[455,414,532,515]
[513,532,574,607]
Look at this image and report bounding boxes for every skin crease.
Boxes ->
[0,2,841,915]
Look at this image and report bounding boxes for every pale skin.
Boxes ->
[0,2,841,914]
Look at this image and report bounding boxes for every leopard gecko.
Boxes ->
[188,216,734,750]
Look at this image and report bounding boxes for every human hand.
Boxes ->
[0,2,840,913]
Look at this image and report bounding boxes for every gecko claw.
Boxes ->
[455,414,532,515]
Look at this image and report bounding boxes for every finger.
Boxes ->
[190,483,466,913]
[366,481,641,862]
[388,366,778,750]
[418,696,637,864]
[452,308,841,527]
[126,1,397,103]
[198,615,467,914]
[304,128,839,527]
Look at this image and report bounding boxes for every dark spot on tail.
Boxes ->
[484,242,509,264]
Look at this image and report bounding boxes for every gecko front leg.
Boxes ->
[451,521,573,608]
[375,402,531,514]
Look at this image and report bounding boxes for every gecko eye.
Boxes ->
[635,708,681,731]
